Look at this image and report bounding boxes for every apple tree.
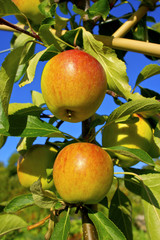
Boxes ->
[0,0,160,239]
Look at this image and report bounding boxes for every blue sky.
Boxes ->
[0,0,160,171]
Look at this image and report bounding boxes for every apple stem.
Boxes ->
[81,206,98,240]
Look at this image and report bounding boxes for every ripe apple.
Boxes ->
[17,144,57,189]
[102,114,153,167]
[12,0,44,25]
[41,49,107,123]
[53,142,113,204]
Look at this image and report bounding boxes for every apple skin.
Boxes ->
[102,114,153,167]
[17,144,57,189]
[148,130,160,158]
[53,142,113,204]
[12,0,44,25]
[41,49,107,123]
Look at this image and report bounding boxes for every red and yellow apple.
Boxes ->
[102,114,153,167]
[12,0,44,24]
[41,49,107,123]
[53,142,113,204]
[17,144,57,189]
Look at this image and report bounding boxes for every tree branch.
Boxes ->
[81,206,98,240]
[94,34,160,58]
[1,23,159,57]
[0,18,42,41]
[112,0,159,38]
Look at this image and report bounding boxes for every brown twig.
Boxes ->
[27,214,51,230]
[81,206,98,240]
[56,120,64,129]
[106,90,122,98]
[0,18,42,41]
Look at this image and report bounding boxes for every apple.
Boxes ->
[17,144,57,189]
[41,49,107,123]
[53,142,113,204]
[102,114,153,167]
[148,130,160,158]
[12,0,44,25]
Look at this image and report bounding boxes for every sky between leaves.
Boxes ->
[0,0,160,170]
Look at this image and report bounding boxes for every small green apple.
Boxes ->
[12,0,44,25]
[102,114,153,167]
[53,142,113,204]
[17,144,57,189]
[148,130,160,158]
[41,49,107,123]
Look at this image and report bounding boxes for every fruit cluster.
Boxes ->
[12,1,159,203]
[17,49,114,204]
[17,48,159,205]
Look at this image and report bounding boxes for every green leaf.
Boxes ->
[90,114,106,129]
[7,115,66,138]
[0,103,66,137]
[72,5,85,17]
[61,28,83,48]
[39,44,60,61]
[31,91,45,107]
[0,135,7,149]
[135,64,160,88]
[0,0,20,17]
[51,209,70,240]
[13,34,35,82]
[141,173,160,240]
[39,1,56,18]
[139,86,160,99]
[124,170,160,240]
[154,122,160,148]
[152,22,160,32]
[55,13,69,33]
[16,137,36,155]
[8,103,43,116]
[124,168,156,196]
[59,2,68,15]
[82,28,131,99]
[4,194,34,213]
[87,0,110,20]
[0,98,9,134]
[106,146,155,166]
[88,209,126,240]
[19,49,46,87]
[39,25,63,51]
[0,47,24,115]
[109,188,133,240]
[0,214,27,237]
[30,179,58,209]
[107,98,160,124]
